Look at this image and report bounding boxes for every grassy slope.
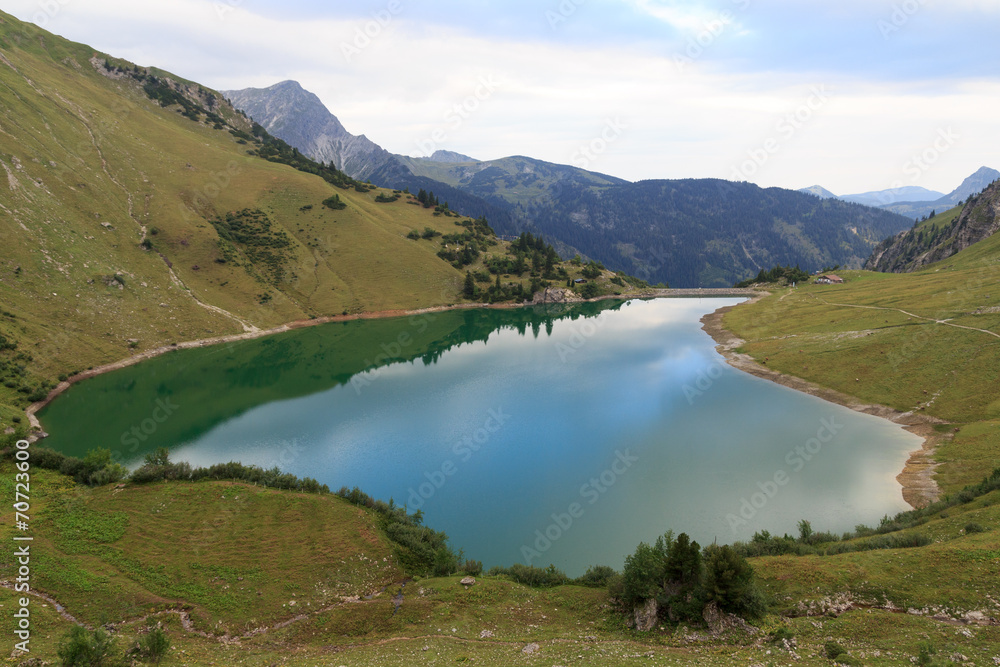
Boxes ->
[2,11,998,666]
[915,204,963,233]
[6,459,998,665]
[725,234,1000,490]
[0,11,468,414]
[0,12,649,427]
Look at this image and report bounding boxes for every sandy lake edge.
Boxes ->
[700,296,943,510]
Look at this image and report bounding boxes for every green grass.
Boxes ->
[914,205,962,233]
[0,10,651,427]
[5,465,999,665]
[724,242,1000,489]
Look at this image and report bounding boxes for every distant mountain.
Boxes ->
[227,81,914,287]
[224,81,516,228]
[427,150,478,163]
[399,153,628,207]
[866,179,1000,272]
[881,167,1000,219]
[0,10,486,411]
[798,185,838,199]
[841,186,944,207]
[935,166,999,207]
[222,80,398,180]
[516,178,915,287]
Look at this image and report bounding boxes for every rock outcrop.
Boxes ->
[222,81,401,181]
[865,179,1000,272]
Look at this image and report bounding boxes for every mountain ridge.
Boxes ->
[865,178,1000,272]
[881,166,1000,219]
[225,80,915,287]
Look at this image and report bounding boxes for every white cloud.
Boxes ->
[2,0,996,194]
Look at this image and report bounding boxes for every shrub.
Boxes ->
[433,547,458,576]
[965,523,986,534]
[488,564,569,588]
[406,229,421,240]
[322,194,347,210]
[460,559,483,576]
[620,540,666,607]
[575,565,617,588]
[57,626,120,666]
[31,447,67,470]
[768,626,794,643]
[580,281,602,299]
[89,463,128,486]
[703,544,766,620]
[825,640,847,659]
[136,626,170,664]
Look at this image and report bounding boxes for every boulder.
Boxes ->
[702,601,759,638]
[631,598,659,632]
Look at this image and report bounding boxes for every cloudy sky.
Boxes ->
[6,0,999,195]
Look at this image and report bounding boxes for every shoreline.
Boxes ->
[25,288,760,439]
[700,298,943,510]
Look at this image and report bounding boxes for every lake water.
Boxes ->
[38,298,919,575]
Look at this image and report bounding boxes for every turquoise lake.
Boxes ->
[38,298,919,575]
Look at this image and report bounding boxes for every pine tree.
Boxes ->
[463,271,476,299]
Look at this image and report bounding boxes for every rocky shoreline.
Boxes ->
[700,298,943,509]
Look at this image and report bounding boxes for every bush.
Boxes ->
[57,626,120,666]
[703,544,766,620]
[89,463,128,486]
[825,640,847,658]
[433,546,458,576]
[488,563,569,588]
[965,523,986,534]
[575,565,617,588]
[824,532,931,555]
[768,626,794,643]
[460,559,483,576]
[322,194,347,210]
[580,281,602,299]
[406,229,421,240]
[32,447,67,470]
[136,626,170,664]
[620,539,666,607]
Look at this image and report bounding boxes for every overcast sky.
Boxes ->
[6,0,999,194]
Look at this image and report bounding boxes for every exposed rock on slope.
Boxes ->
[223,80,399,180]
[866,179,1000,272]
